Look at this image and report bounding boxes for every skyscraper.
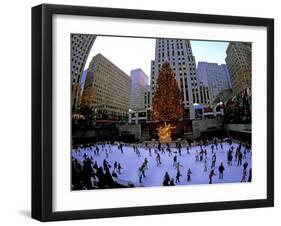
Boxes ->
[82,53,131,122]
[197,62,232,99]
[71,34,96,111]
[130,68,149,111]
[225,42,251,93]
[150,38,211,120]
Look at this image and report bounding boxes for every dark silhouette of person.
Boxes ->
[218,162,225,179]
[209,169,216,184]
[248,168,252,182]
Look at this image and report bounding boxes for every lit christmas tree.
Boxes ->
[151,61,184,122]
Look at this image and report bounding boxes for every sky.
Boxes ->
[84,36,229,83]
[190,40,229,65]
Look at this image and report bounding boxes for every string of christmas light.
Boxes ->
[151,62,184,122]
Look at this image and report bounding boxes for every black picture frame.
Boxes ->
[31,4,274,222]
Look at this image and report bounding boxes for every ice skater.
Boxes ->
[243,148,247,159]
[199,149,204,161]
[136,145,141,157]
[178,142,182,156]
[186,144,190,154]
[195,150,199,162]
[143,157,148,168]
[96,145,100,156]
[113,161,118,171]
[246,143,251,153]
[140,163,146,178]
[241,169,247,182]
[227,149,233,166]
[108,143,112,153]
[248,168,252,182]
[158,142,161,152]
[243,161,249,171]
[103,159,111,171]
[161,146,165,154]
[175,170,182,183]
[173,155,177,167]
[237,150,243,166]
[119,143,124,154]
[156,153,161,166]
[163,171,170,186]
[167,146,172,156]
[218,162,225,179]
[187,168,192,182]
[138,167,143,184]
[215,140,218,150]
[211,153,216,169]
[170,178,175,186]
[204,158,208,172]
[133,144,136,152]
[204,149,207,159]
[148,146,152,156]
[117,163,122,174]
[209,169,216,184]
[175,162,183,172]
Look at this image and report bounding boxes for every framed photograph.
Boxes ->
[32,4,274,221]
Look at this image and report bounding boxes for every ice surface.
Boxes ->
[72,141,252,187]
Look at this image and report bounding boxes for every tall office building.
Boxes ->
[130,69,149,111]
[198,62,232,99]
[71,34,96,111]
[225,42,251,93]
[150,38,211,120]
[82,53,131,121]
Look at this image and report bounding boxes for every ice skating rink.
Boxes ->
[72,141,252,188]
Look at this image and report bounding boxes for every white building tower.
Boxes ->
[150,38,211,120]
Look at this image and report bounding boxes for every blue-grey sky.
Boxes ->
[84,36,229,81]
[190,40,228,65]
